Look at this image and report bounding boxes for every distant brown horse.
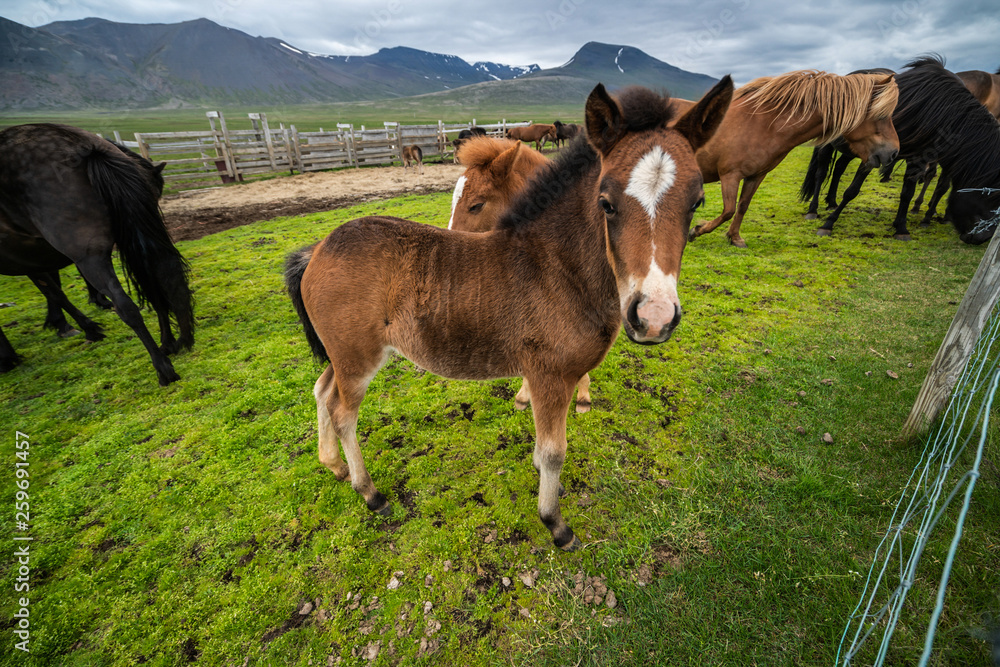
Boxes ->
[448,136,594,412]
[285,78,734,550]
[684,70,899,247]
[506,123,556,151]
[402,145,424,174]
[957,68,1000,118]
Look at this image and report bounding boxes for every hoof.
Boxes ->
[157,368,181,386]
[804,213,817,220]
[575,400,591,414]
[558,484,566,498]
[893,234,912,242]
[688,226,703,242]
[816,228,832,237]
[514,400,530,411]
[58,327,82,338]
[374,501,393,517]
[729,237,748,249]
[559,534,583,552]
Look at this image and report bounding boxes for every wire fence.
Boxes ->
[836,295,1000,665]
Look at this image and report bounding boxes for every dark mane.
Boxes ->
[903,53,946,71]
[894,56,1000,188]
[496,86,677,232]
[496,134,599,231]
[615,86,676,131]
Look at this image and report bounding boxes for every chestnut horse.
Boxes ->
[285,78,734,550]
[402,145,424,174]
[448,136,595,412]
[506,123,556,151]
[683,70,899,247]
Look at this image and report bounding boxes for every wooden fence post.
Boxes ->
[249,112,278,171]
[901,229,1000,441]
[337,123,358,168]
[207,111,238,181]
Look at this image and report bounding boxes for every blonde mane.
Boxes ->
[456,136,548,171]
[736,70,899,144]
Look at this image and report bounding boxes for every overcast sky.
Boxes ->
[5,0,999,82]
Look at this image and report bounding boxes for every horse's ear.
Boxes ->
[673,74,734,152]
[154,162,166,174]
[877,73,895,84]
[585,83,626,155]
[488,141,521,180]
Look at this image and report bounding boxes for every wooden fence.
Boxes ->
[125,111,531,190]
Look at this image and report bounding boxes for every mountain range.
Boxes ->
[0,16,718,110]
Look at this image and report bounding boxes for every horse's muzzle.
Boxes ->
[623,296,682,345]
[868,147,898,168]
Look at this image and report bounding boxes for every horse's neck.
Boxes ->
[508,170,619,308]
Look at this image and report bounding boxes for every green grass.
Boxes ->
[0,100,581,141]
[1,147,998,666]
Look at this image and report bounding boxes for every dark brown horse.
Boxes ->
[402,145,424,174]
[448,136,593,412]
[506,123,556,151]
[285,79,733,550]
[684,70,899,247]
[0,124,194,385]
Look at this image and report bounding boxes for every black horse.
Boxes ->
[801,57,1000,244]
[0,124,194,385]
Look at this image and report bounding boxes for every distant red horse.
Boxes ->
[506,124,555,151]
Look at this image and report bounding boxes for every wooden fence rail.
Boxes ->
[126,111,530,190]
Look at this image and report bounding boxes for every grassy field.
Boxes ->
[1,146,998,666]
[0,100,582,140]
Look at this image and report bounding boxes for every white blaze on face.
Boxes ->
[447,175,466,230]
[624,146,676,222]
[623,146,681,337]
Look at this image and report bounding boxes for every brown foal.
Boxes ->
[285,78,733,550]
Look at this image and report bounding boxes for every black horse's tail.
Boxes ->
[284,245,329,363]
[84,144,195,349]
[799,145,833,202]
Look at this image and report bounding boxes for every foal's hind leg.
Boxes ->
[527,374,580,550]
[75,254,180,386]
[327,354,392,516]
[314,365,350,481]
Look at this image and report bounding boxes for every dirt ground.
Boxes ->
[161,162,466,242]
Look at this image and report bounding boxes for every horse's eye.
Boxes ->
[468,202,484,213]
[690,197,705,213]
[599,197,615,216]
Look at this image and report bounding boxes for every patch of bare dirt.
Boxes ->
[161,162,465,242]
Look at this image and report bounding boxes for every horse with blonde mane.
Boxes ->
[683,69,899,247]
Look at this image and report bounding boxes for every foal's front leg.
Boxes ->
[527,375,580,551]
[516,374,593,413]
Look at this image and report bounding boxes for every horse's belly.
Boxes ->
[391,331,519,381]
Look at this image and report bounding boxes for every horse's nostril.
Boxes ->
[670,306,682,329]
[627,299,643,331]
